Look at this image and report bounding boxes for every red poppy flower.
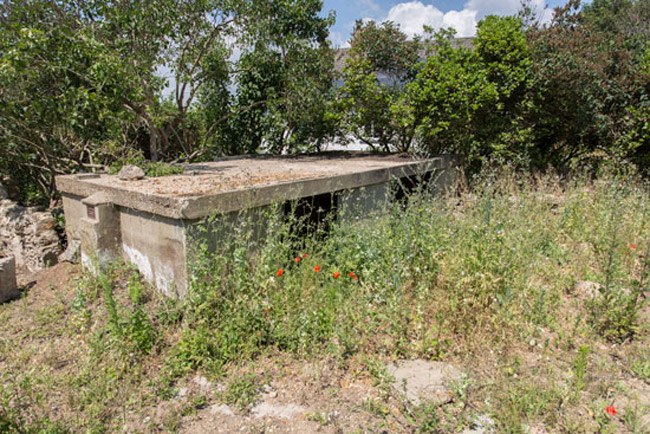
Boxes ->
[333,272,340,278]
[630,244,637,250]
[302,253,308,258]
[352,276,358,280]
[606,406,616,416]
[349,272,355,277]
[276,269,283,276]
[295,257,301,262]
[314,265,320,272]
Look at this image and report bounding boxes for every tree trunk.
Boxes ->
[145,116,159,162]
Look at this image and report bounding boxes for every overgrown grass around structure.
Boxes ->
[1,168,649,432]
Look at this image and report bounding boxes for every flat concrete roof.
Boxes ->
[56,152,456,220]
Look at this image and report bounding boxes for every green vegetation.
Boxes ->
[0,0,335,205]
[1,170,650,431]
[108,158,185,178]
[2,0,649,207]
[1,0,650,431]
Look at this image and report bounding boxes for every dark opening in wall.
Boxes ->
[284,191,339,238]
[392,170,437,202]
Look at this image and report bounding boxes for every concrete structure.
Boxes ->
[56,153,457,296]
[0,256,19,303]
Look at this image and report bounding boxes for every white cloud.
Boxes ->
[385,2,444,35]
[464,0,521,18]
[441,9,478,37]
[330,30,352,48]
[464,0,553,23]
[377,0,552,39]
[384,1,477,37]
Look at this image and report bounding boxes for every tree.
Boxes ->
[0,0,336,204]
[407,29,498,160]
[0,1,141,205]
[336,20,421,152]
[525,0,649,169]
[408,17,533,166]
[203,2,337,156]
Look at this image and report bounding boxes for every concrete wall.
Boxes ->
[119,208,188,298]
[338,182,390,221]
[62,193,87,241]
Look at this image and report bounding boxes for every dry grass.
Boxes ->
[1,170,650,433]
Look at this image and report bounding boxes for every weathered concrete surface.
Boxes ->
[120,208,187,297]
[0,256,19,303]
[339,182,389,221]
[79,192,122,272]
[56,153,458,219]
[388,359,462,405]
[61,193,87,242]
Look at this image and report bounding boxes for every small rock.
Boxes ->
[177,387,188,398]
[58,239,80,264]
[574,281,600,298]
[388,359,462,405]
[34,214,56,235]
[251,402,306,419]
[118,165,145,181]
[193,374,212,392]
[210,403,235,416]
[462,414,495,434]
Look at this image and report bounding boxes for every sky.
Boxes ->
[323,0,568,47]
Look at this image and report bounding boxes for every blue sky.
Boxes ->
[322,0,568,46]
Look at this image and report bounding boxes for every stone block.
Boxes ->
[0,256,19,303]
[79,192,122,272]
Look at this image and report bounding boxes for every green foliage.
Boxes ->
[525,0,650,170]
[223,374,262,410]
[409,17,534,168]
[3,171,650,431]
[108,157,185,177]
[336,3,650,173]
[93,269,156,355]
[336,20,421,151]
[408,29,498,159]
[571,345,590,398]
[348,20,421,81]
[0,0,336,205]
[199,0,337,156]
[630,348,650,382]
[161,168,650,381]
[583,179,647,342]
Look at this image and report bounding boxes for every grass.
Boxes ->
[1,167,649,432]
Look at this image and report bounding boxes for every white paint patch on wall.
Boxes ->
[122,243,154,283]
[80,251,97,275]
[122,243,177,297]
[153,259,176,298]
